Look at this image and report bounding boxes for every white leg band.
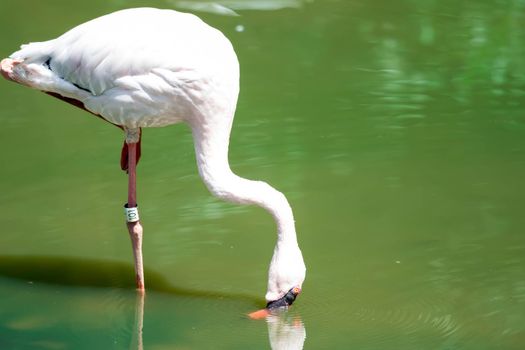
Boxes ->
[124,204,140,223]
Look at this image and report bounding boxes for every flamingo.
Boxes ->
[0,7,305,307]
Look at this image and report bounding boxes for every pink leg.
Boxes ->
[126,142,145,292]
[132,292,145,350]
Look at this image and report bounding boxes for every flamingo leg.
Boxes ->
[125,141,145,292]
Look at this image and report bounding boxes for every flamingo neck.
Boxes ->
[190,123,298,245]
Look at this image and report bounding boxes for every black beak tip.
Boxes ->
[266,287,301,310]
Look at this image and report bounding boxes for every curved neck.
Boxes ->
[190,122,297,244]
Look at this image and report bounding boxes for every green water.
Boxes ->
[1,0,525,349]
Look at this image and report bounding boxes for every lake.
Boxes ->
[1,0,524,348]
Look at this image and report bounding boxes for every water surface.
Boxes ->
[1,0,524,349]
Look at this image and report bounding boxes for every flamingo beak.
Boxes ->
[248,287,302,320]
[266,286,301,309]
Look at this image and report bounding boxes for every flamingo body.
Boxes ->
[1,7,305,304]
[8,8,238,129]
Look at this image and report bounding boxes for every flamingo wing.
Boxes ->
[9,7,238,129]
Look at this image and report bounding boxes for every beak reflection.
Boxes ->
[266,309,306,350]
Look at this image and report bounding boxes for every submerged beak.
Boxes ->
[266,287,301,309]
[248,287,301,320]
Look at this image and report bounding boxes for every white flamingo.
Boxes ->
[0,7,305,306]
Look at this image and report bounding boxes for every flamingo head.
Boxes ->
[265,241,306,307]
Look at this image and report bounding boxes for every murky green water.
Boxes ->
[1,0,525,349]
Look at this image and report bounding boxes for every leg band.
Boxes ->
[124,203,140,223]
